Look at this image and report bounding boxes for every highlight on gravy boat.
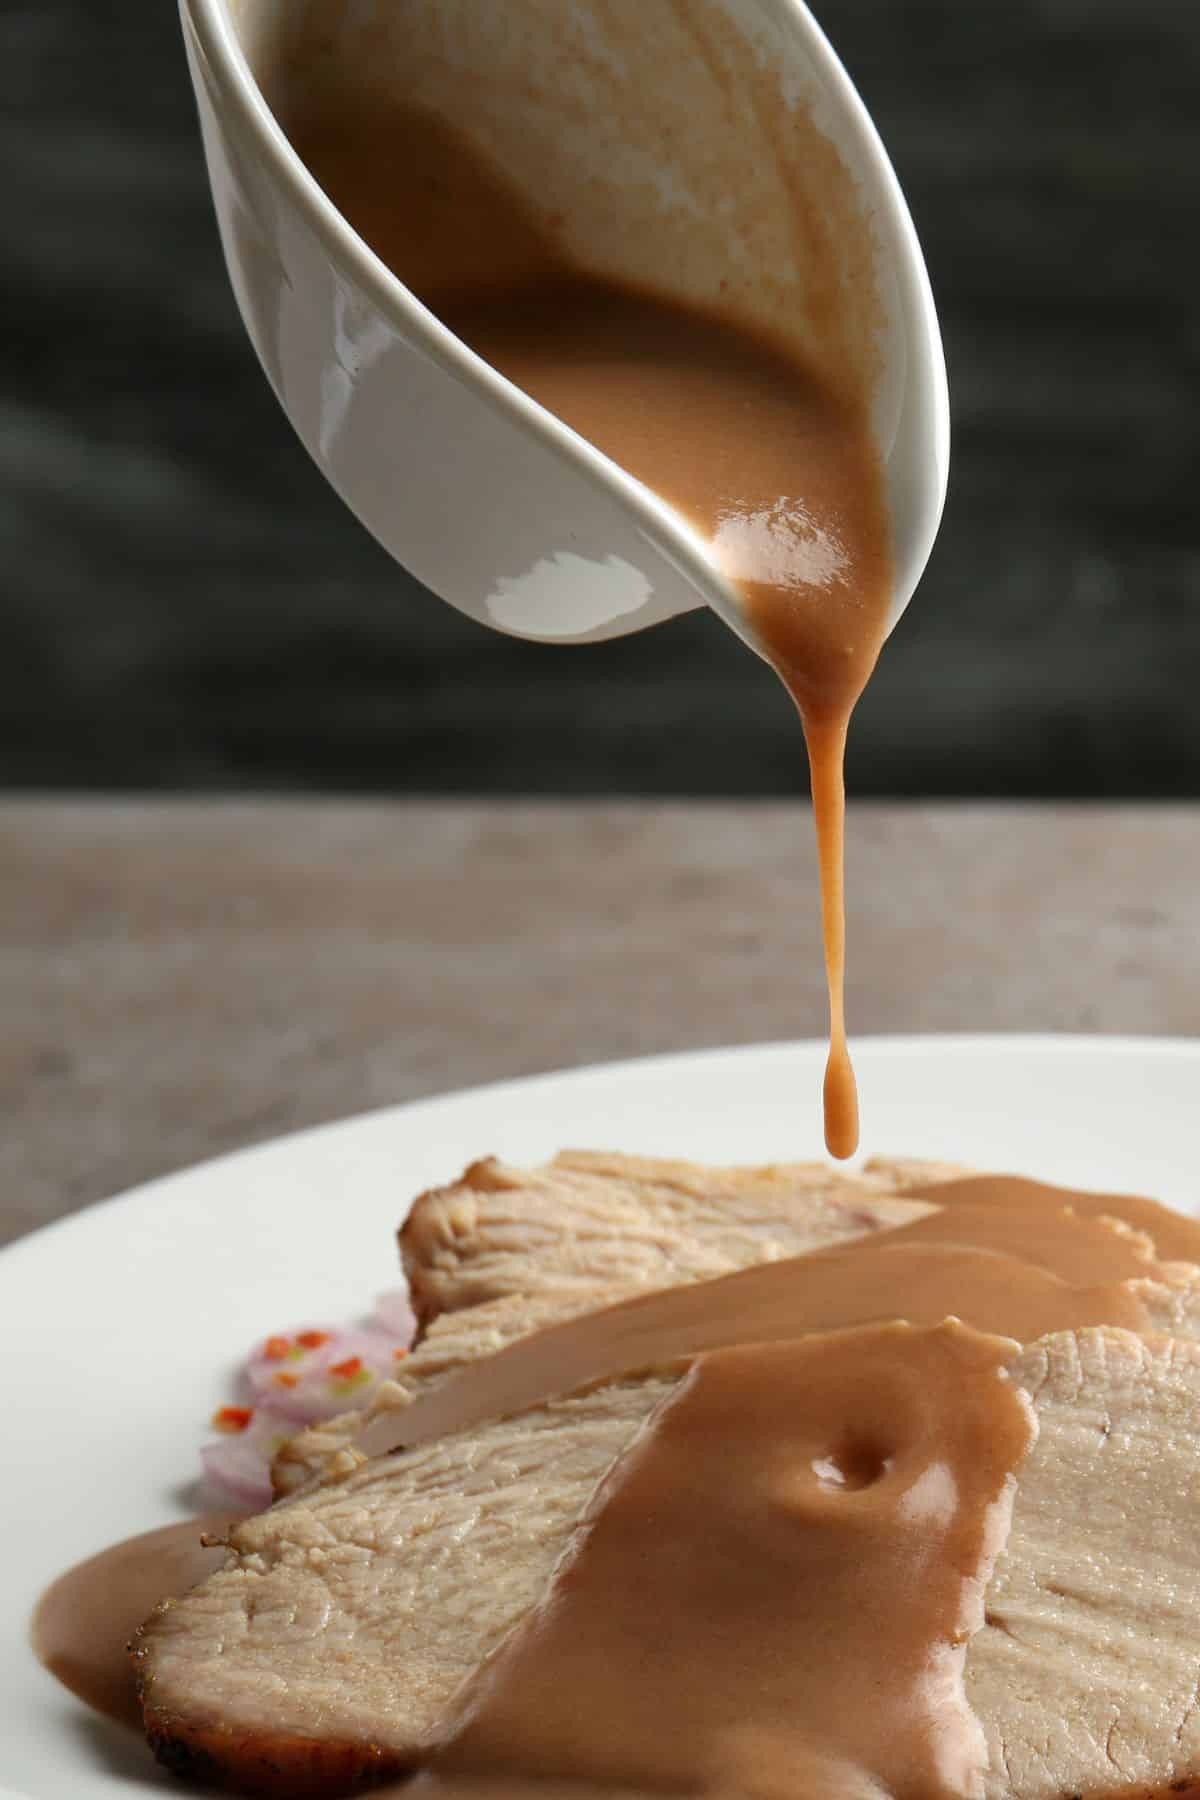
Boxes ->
[283,80,893,1160]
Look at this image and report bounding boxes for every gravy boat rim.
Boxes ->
[183,0,949,653]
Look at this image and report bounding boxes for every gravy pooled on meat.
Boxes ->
[429,1323,1033,1800]
[355,1171,1194,1455]
[286,100,894,1159]
[37,1167,1200,1800]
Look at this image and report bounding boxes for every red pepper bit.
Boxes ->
[212,1405,253,1434]
[296,1329,332,1350]
[273,1371,300,1389]
[329,1355,363,1380]
[263,1335,291,1362]
[393,1347,410,1360]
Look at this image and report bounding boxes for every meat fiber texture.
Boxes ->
[400,1149,956,1323]
[273,1150,955,1495]
[135,1153,1200,1798]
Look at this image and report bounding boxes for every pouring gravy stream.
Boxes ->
[286,100,895,1158]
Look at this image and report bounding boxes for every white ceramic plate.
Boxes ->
[6,1033,1200,1799]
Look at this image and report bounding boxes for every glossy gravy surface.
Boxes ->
[37,1175,1200,1800]
[356,1173,1195,1457]
[379,1175,1200,1800]
[287,102,894,1158]
[430,1323,1033,1800]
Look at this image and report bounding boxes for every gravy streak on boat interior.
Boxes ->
[285,101,895,1159]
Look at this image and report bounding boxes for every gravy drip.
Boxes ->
[356,1173,1186,1458]
[286,102,894,1159]
[429,1323,1033,1800]
[30,1517,231,1729]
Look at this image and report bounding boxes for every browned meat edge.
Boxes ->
[142,1709,404,1797]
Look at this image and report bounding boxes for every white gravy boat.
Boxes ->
[179,0,949,654]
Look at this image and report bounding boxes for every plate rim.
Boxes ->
[5,1030,1198,1269]
[8,1028,1200,1799]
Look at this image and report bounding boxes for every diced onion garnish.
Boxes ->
[200,1409,295,1510]
[244,1325,410,1422]
[198,1287,417,1506]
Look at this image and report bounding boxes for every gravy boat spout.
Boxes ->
[180,0,949,652]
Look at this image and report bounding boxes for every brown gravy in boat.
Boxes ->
[287,100,895,1158]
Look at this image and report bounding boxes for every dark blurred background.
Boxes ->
[5,0,1199,795]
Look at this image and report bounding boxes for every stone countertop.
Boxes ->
[3,800,1197,1248]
